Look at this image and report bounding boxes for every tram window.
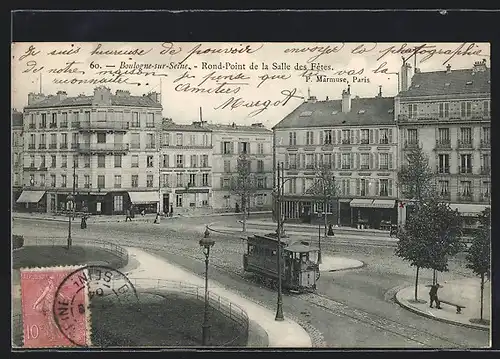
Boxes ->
[248,245,255,254]
[271,250,277,256]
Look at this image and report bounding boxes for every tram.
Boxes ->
[243,233,320,293]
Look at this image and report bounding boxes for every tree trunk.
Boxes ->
[480,273,485,321]
[242,195,247,233]
[414,266,420,302]
[323,198,328,238]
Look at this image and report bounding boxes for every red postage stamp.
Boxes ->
[20,266,91,348]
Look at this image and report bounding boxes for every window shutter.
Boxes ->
[356,129,360,144]
[389,179,393,197]
[319,131,324,145]
[336,153,341,169]
[332,130,336,144]
[388,153,393,170]
[375,179,380,196]
[388,128,393,144]
[369,129,374,144]
[370,153,374,169]
[285,153,289,169]
[220,142,224,154]
[375,129,379,144]
[375,153,379,169]
[350,130,355,144]
[356,153,360,169]
[350,153,354,169]
[301,153,305,169]
[231,142,235,154]
[356,178,360,195]
[337,130,341,144]
[319,154,323,166]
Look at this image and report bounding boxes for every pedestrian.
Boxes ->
[125,208,131,222]
[169,204,173,218]
[429,282,441,309]
[327,224,334,236]
[141,209,145,216]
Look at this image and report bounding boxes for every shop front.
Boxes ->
[15,190,47,213]
[349,199,397,230]
[127,191,160,214]
[449,203,491,236]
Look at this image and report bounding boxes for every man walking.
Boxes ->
[125,207,132,222]
[429,282,441,309]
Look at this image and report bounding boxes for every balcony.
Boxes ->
[29,124,36,129]
[145,144,156,149]
[60,143,68,149]
[39,144,46,149]
[360,139,370,145]
[436,166,450,175]
[379,138,389,145]
[28,144,36,150]
[435,140,451,150]
[479,192,490,203]
[76,143,129,154]
[480,139,490,149]
[404,140,419,149]
[49,123,57,128]
[457,139,473,149]
[457,192,474,202]
[480,166,491,176]
[40,123,47,129]
[49,144,57,149]
[341,139,351,145]
[71,143,79,149]
[176,164,184,168]
[360,164,370,170]
[71,122,80,129]
[379,165,389,170]
[305,164,315,169]
[60,122,68,128]
[341,165,351,170]
[458,166,473,174]
[77,121,130,132]
[437,192,451,201]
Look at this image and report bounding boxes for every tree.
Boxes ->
[229,153,257,233]
[395,197,463,302]
[397,146,435,202]
[466,208,491,323]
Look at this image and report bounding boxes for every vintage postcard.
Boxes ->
[11,41,491,349]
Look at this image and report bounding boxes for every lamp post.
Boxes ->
[199,234,215,346]
[66,194,74,249]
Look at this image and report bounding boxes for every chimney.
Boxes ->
[400,61,413,92]
[56,91,67,101]
[378,85,382,97]
[446,64,452,74]
[308,95,317,103]
[326,96,329,101]
[341,85,351,113]
[115,90,131,97]
[27,92,47,105]
[472,59,487,73]
[251,123,264,127]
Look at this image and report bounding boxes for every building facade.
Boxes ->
[209,123,273,212]
[396,59,491,229]
[12,110,24,203]
[273,87,399,229]
[159,119,213,215]
[18,87,163,215]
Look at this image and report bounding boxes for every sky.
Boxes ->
[11,42,490,128]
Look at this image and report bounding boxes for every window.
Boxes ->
[147,156,154,168]
[466,102,472,117]
[342,153,351,169]
[61,155,67,168]
[223,141,232,154]
[288,178,297,194]
[97,133,106,144]
[324,153,332,168]
[97,175,105,188]
[131,175,139,187]
[239,142,249,154]
[29,114,35,128]
[176,155,184,168]
[146,113,154,128]
[71,133,78,149]
[379,153,389,170]
[323,130,332,144]
[40,155,46,168]
[482,181,490,198]
[438,154,450,174]
[51,174,56,187]
[162,133,170,146]
[50,113,57,127]
[439,103,450,118]
[408,104,418,118]
[51,155,56,168]
[114,175,122,188]
[189,134,196,146]
[257,178,264,189]
[74,175,78,188]
[146,133,155,149]
[162,174,170,187]
[61,133,68,148]
[306,154,314,169]
[40,134,46,148]
[130,133,140,149]
[380,179,389,196]
[176,133,183,146]
[306,131,314,145]
[460,128,472,145]
[360,153,369,170]
[407,129,418,145]
[202,173,209,186]
[460,154,472,173]
[438,180,449,196]
[256,194,264,206]
[222,178,230,189]
[360,179,368,196]
[147,174,154,187]
[176,173,183,187]
[202,133,209,146]
[289,154,297,169]
[73,155,79,168]
[176,194,183,207]
[41,114,47,128]
[61,175,67,187]
[50,134,57,148]
[84,175,90,188]
[131,155,139,168]
[482,127,490,145]
[40,174,45,187]
[201,155,209,168]
[341,130,350,144]
[289,132,297,146]
[224,160,231,173]
[190,155,198,168]
[483,101,490,117]
[438,128,450,145]
[114,155,122,168]
[379,129,390,144]
[460,181,472,197]
[188,174,196,187]
[132,112,140,127]
[98,154,106,168]
[342,179,350,195]
[361,129,369,144]
[162,155,169,168]
[84,155,90,168]
[257,143,264,154]
[481,154,490,174]
[257,160,264,172]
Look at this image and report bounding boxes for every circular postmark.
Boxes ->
[52,265,138,347]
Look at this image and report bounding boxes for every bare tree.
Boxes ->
[229,153,257,233]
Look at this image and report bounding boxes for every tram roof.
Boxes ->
[285,243,316,253]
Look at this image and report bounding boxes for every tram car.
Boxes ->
[243,233,320,293]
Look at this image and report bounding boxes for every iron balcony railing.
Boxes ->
[437,192,451,200]
[458,166,473,174]
[457,139,473,149]
[76,143,130,152]
[77,121,130,131]
[480,139,490,149]
[404,140,419,149]
[457,192,474,202]
[435,140,451,149]
[480,166,491,175]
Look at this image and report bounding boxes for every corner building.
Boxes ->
[19,87,163,215]
[273,87,399,229]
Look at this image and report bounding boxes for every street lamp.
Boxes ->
[66,194,74,249]
[199,234,215,346]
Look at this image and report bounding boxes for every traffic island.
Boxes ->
[319,256,364,272]
[394,278,490,331]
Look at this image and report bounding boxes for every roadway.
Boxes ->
[12,216,489,348]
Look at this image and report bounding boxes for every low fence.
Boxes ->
[126,278,249,347]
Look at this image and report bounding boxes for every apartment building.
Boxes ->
[396,59,491,227]
[273,86,399,229]
[209,122,273,211]
[18,87,163,215]
[160,119,213,214]
[12,109,24,202]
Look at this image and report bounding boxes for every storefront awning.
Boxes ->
[16,190,46,203]
[349,199,374,208]
[371,199,396,209]
[449,204,490,216]
[128,192,159,204]
[339,198,352,203]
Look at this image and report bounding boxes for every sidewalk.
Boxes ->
[124,247,312,347]
[395,278,490,331]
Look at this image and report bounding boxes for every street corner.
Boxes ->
[319,256,364,272]
[394,282,490,331]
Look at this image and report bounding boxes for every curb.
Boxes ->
[393,289,489,332]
